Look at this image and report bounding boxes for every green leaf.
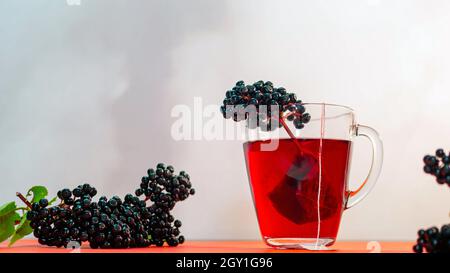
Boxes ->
[8,215,33,247]
[0,211,20,243]
[27,186,48,203]
[0,202,16,217]
[48,196,58,206]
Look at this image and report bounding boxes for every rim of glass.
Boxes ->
[302,102,354,112]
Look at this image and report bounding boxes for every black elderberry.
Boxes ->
[172,228,180,236]
[423,149,450,187]
[112,224,122,234]
[61,188,72,199]
[124,194,133,203]
[140,182,148,190]
[80,232,89,242]
[64,198,74,205]
[413,244,423,253]
[436,148,445,158]
[135,188,143,196]
[26,211,36,221]
[31,202,41,211]
[61,227,70,237]
[443,156,450,164]
[91,216,99,224]
[167,237,179,247]
[423,155,438,166]
[82,198,91,208]
[293,118,304,129]
[174,220,182,228]
[70,227,80,236]
[414,224,450,253]
[39,198,48,208]
[87,225,96,235]
[73,187,82,197]
[81,210,92,220]
[155,240,164,247]
[39,208,49,217]
[423,165,432,174]
[302,113,311,123]
[156,168,164,176]
[108,199,118,208]
[220,81,310,131]
[82,183,91,193]
[90,187,97,197]
[28,163,193,249]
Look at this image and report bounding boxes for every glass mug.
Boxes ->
[243,103,383,249]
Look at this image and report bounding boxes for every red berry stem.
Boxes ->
[16,192,32,209]
[59,202,70,209]
[278,116,304,156]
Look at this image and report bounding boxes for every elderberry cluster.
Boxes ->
[135,163,195,246]
[423,148,450,186]
[27,184,151,248]
[413,225,450,253]
[26,164,194,249]
[220,80,310,130]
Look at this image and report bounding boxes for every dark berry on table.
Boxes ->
[415,224,450,253]
[167,237,179,247]
[413,244,423,253]
[28,164,194,249]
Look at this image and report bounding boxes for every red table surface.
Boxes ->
[0,240,414,253]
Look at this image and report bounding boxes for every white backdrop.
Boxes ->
[0,0,449,241]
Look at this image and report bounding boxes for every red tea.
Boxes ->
[243,138,352,245]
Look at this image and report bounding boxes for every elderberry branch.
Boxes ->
[16,192,32,208]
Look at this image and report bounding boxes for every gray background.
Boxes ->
[1,0,449,240]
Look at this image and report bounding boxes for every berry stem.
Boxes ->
[16,192,32,209]
[58,200,70,208]
[278,117,304,156]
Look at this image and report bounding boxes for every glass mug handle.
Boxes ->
[345,124,384,209]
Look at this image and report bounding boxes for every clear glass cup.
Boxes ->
[243,103,383,249]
